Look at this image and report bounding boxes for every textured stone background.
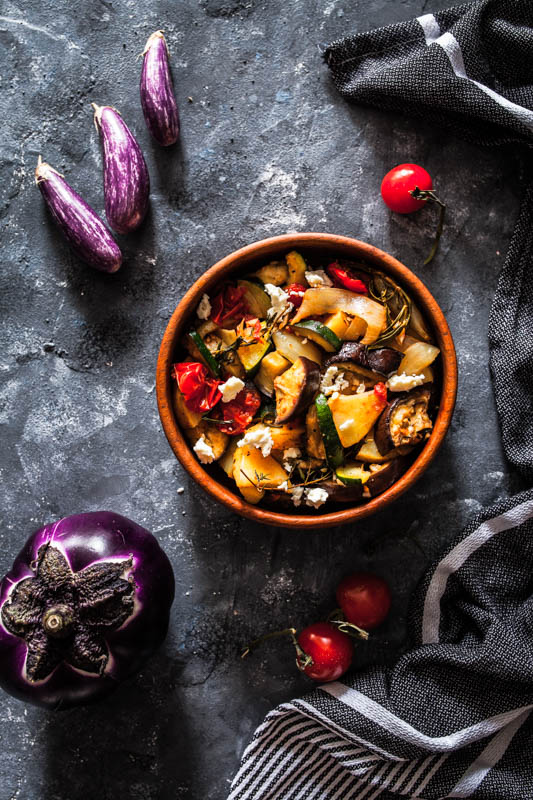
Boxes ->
[0,0,527,798]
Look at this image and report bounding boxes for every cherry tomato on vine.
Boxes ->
[336,573,391,631]
[297,622,353,682]
[380,163,433,214]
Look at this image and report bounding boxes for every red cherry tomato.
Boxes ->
[336,573,391,631]
[381,164,433,214]
[173,362,222,413]
[373,382,388,406]
[286,283,306,309]
[297,622,353,682]
[210,285,248,327]
[217,384,261,434]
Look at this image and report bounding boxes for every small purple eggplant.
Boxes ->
[140,30,180,146]
[35,157,122,273]
[92,104,150,234]
[0,511,174,709]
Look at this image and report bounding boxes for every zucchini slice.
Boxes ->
[237,334,272,377]
[237,280,271,318]
[286,250,307,285]
[252,261,288,286]
[335,463,370,486]
[315,394,343,468]
[187,330,221,378]
[291,320,342,353]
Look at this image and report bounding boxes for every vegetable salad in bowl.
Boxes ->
[171,251,441,511]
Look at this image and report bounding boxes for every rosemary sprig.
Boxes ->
[368,271,411,349]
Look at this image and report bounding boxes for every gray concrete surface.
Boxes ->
[0,0,527,797]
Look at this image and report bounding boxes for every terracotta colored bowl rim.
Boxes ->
[156,233,457,530]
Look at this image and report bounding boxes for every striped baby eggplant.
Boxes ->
[140,30,180,146]
[35,156,122,273]
[92,104,150,234]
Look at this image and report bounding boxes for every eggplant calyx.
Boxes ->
[34,155,64,186]
[141,29,166,57]
[1,544,135,682]
[42,605,74,639]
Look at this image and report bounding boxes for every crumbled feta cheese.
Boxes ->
[339,419,353,431]
[386,373,425,392]
[196,293,211,320]
[283,447,301,460]
[277,480,289,491]
[290,486,305,506]
[193,436,215,464]
[218,375,245,403]
[320,366,349,397]
[305,270,333,288]
[237,425,274,457]
[305,486,329,508]
[264,283,291,316]
[356,382,366,394]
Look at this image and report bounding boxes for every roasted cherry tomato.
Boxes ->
[286,283,307,308]
[336,573,391,630]
[297,622,353,682]
[326,263,368,294]
[380,163,433,214]
[217,383,261,434]
[173,362,222,413]
[210,285,248,327]
[373,382,388,406]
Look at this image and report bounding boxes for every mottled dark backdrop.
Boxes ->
[0,0,526,797]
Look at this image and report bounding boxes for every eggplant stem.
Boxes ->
[410,187,446,266]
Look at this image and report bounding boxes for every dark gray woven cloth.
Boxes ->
[229,3,533,798]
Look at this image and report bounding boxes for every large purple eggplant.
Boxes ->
[0,512,174,709]
[35,157,122,273]
[140,30,180,146]
[92,104,150,234]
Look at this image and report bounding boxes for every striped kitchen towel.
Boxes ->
[229,3,533,798]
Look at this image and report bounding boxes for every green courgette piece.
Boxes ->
[237,335,273,377]
[237,279,271,318]
[257,401,277,423]
[187,331,221,378]
[335,463,370,486]
[315,393,343,468]
[292,320,342,353]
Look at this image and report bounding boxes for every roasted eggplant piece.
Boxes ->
[274,356,320,423]
[268,479,364,508]
[324,342,403,377]
[365,459,405,497]
[375,387,433,455]
[314,480,364,503]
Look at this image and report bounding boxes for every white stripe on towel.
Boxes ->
[422,497,533,643]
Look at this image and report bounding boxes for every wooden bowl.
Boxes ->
[156,233,457,529]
